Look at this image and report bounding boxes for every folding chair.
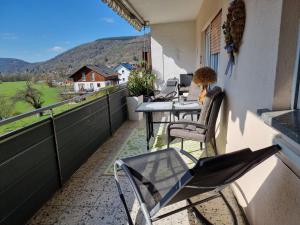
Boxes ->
[114,145,280,225]
[151,78,178,102]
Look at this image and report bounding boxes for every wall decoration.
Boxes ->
[222,0,246,76]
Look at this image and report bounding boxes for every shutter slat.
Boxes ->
[210,11,222,54]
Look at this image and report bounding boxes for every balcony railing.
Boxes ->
[0,85,128,225]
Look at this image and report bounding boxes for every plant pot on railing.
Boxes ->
[126,95,143,121]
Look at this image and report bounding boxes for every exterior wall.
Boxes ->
[71,67,117,82]
[74,81,112,92]
[150,21,196,87]
[115,66,130,84]
[194,0,300,224]
[71,67,117,92]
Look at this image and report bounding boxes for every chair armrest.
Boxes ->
[115,160,147,204]
[168,121,208,130]
[173,148,198,163]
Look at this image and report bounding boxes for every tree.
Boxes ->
[0,95,14,120]
[13,81,44,113]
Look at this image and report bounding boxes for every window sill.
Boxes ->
[257,109,300,177]
[257,108,300,145]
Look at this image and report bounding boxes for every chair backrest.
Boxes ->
[197,86,224,135]
[158,145,281,208]
[161,78,178,94]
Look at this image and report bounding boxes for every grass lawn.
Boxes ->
[0,81,62,114]
[0,82,109,135]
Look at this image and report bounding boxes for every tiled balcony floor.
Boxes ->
[27,113,248,225]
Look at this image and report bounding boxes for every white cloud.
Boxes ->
[101,17,115,24]
[49,46,65,53]
[0,33,18,40]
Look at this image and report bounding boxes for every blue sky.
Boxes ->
[0,0,145,63]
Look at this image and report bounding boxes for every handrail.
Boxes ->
[0,84,127,127]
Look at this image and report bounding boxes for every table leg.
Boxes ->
[145,112,150,150]
[151,112,154,137]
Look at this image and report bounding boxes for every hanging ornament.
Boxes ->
[222,0,246,76]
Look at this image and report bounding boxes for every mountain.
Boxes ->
[0,35,149,80]
[0,58,31,74]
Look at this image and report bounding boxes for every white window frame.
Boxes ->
[91,72,95,81]
[205,26,211,66]
[292,21,300,109]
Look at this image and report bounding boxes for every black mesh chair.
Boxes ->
[114,145,281,225]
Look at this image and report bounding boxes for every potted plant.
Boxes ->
[127,62,155,120]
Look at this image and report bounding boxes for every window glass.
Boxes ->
[82,72,86,81]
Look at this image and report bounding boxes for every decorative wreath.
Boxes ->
[222,0,246,75]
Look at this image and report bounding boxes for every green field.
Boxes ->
[0,81,110,135]
[0,81,62,114]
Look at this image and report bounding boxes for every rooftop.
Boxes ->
[69,64,118,78]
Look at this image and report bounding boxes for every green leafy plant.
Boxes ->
[127,61,156,97]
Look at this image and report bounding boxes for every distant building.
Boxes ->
[113,63,133,84]
[69,65,119,92]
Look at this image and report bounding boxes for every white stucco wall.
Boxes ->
[148,1,300,223]
[74,81,111,92]
[194,0,300,224]
[115,66,130,84]
[150,21,196,87]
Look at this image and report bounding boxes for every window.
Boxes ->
[90,83,94,90]
[204,11,222,74]
[122,70,125,74]
[97,83,101,87]
[78,83,84,91]
[82,72,86,81]
[123,78,125,81]
[91,72,95,81]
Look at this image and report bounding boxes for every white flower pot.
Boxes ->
[126,95,143,121]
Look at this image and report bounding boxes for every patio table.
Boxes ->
[136,101,202,150]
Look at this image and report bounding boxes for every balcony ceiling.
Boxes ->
[128,0,204,24]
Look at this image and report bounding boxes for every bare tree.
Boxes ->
[13,81,44,114]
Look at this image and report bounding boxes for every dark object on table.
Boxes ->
[179,73,193,95]
[114,145,280,225]
[168,86,224,155]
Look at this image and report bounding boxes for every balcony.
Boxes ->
[27,118,247,225]
[0,87,247,225]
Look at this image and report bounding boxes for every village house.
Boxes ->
[69,64,119,92]
[113,63,133,84]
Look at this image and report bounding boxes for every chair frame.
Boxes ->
[167,91,225,156]
[114,148,238,225]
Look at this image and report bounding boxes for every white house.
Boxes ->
[69,64,119,92]
[113,63,133,84]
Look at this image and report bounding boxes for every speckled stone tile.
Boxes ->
[27,117,247,225]
[28,205,92,225]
